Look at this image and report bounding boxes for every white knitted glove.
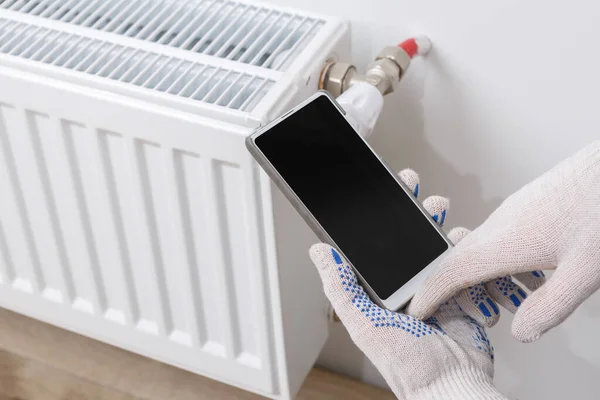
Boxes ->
[409,141,600,342]
[400,171,545,329]
[310,171,507,399]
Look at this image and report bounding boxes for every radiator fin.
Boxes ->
[205,158,239,359]
[0,0,324,71]
[97,130,140,325]
[105,133,164,332]
[24,112,76,304]
[130,139,174,335]
[177,152,226,353]
[60,120,108,315]
[0,105,48,295]
[215,161,259,362]
[163,150,207,348]
[0,18,275,111]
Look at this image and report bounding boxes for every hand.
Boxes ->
[400,171,546,331]
[408,141,600,342]
[309,170,507,399]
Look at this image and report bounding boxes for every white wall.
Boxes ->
[263,0,600,398]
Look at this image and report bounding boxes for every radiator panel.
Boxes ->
[0,70,275,394]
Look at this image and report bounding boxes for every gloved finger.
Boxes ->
[398,168,420,197]
[454,284,500,327]
[425,198,501,327]
[485,276,528,314]
[446,227,500,327]
[514,271,546,291]
[422,196,449,227]
[407,235,548,320]
[447,226,469,244]
[410,184,495,328]
[512,258,600,343]
[309,243,384,339]
[447,228,539,317]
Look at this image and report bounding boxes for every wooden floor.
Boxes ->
[0,308,394,399]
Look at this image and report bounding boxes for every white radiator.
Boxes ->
[0,1,350,398]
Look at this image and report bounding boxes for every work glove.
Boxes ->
[401,171,545,330]
[408,141,600,343]
[309,170,507,399]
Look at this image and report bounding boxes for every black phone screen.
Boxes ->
[255,94,449,299]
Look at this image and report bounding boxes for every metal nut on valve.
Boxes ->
[319,61,357,97]
[375,45,412,77]
[365,58,401,95]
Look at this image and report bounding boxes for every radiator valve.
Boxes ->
[319,36,432,97]
[321,37,432,139]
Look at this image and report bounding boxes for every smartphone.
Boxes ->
[246,91,452,310]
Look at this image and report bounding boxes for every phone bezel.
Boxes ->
[246,91,453,310]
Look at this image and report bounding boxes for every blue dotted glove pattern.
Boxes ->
[331,247,494,361]
[423,316,445,334]
[493,276,528,307]
[468,284,499,317]
[333,248,440,337]
[331,247,495,362]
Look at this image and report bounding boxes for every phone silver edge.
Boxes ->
[245,90,453,311]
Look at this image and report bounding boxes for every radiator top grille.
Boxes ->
[0,0,324,71]
[0,17,276,112]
